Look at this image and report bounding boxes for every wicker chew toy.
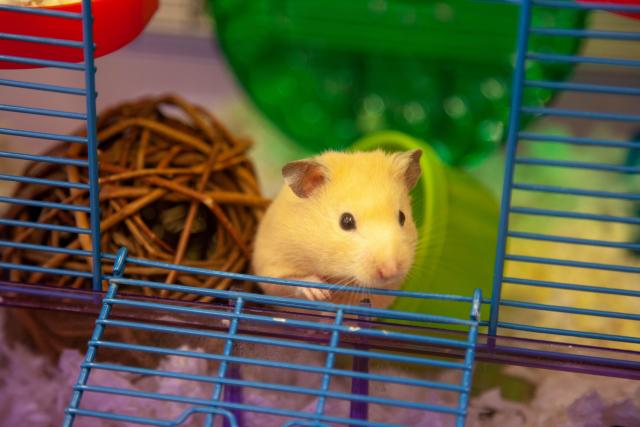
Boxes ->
[2,95,267,293]
[1,95,269,360]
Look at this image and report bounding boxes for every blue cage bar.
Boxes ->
[62,248,482,427]
[489,0,640,350]
[0,0,103,291]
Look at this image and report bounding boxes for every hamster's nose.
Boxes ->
[377,262,400,281]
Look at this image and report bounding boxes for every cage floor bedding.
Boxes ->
[1,311,639,427]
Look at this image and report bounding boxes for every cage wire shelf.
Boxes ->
[59,248,482,427]
[0,0,639,425]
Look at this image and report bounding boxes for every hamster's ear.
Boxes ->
[282,160,328,198]
[398,149,422,190]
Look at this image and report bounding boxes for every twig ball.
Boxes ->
[0,95,269,361]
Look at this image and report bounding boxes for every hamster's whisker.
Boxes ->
[406,264,438,279]
[361,286,371,307]
[405,268,418,281]
[353,283,364,306]
[433,258,471,272]
[339,278,359,296]
[330,277,360,305]
[353,284,364,306]
[333,283,350,296]
[321,278,344,292]
[414,234,443,251]
[324,275,358,291]
[346,289,355,307]
[416,229,448,243]
[354,283,365,306]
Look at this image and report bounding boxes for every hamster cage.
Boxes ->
[0,0,638,426]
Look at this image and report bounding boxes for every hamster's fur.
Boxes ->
[252,149,422,309]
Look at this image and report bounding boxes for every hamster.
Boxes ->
[252,149,422,310]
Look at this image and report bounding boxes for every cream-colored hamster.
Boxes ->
[252,149,422,310]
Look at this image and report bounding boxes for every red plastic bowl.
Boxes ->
[577,0,640,20]
[0,0,158,69]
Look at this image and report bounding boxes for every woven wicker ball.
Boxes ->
[1,95,269,361]
[2,95,268,295]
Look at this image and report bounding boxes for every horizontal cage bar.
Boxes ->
[0,32,84,48]
[88,353,464,392]
[72,383,462,417]
[77,368,460,414]
[521,106,640,122]
[484,344,640,379]
[508,231,640,251]
[0,127,87,143]
[527,52,640,68]
[500,299,640,321]
[66,408,242,427]
[0,218,90,234]
[0,261,93,278]
[503,277,640,298]
[0,282,95,302]
[0,195,90,212]
[512,183,640,201]
[0,173,89,190]
[108,279,475,326]
[497,322,640,344]
[530,28,640,41]
[0,104,86,120]
[515,158,640,173]
[0,240,91,257]
[510,206,640,225]
[104,297,475,345]
[505,254,640,274]
[0,54,85,70]
[523,80,640,97]
[0,78,86,96]
[97,319,470,387]
[518,132,640,149]
[532,0,640,12]
[0,4,82,19]
[93,339,469,372]
[0,150,88,166]
[76,367,332,422]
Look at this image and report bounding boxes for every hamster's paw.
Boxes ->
[300,286,333,302]
[297,276,332,301]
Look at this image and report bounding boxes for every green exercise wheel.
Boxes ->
[209,0,586,166]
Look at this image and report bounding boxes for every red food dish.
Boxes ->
[577,0,640,20]
[0,0,158,69]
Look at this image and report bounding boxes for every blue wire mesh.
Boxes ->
[0,0,103,291]
[63,248,482,427]
[489,0,640,350]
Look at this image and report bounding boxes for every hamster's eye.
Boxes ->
[340,212,356,231]
[399,210,406,226]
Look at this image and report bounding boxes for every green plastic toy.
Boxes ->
[209,0,586,166]
[352,131,499,324]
